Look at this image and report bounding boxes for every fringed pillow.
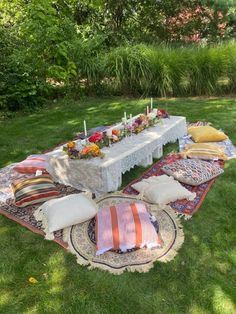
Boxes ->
[96,202,163,255]
[132,175,196,206]
[34,194,98,240]
[180,143,227,161]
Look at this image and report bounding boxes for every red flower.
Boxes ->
[88,132,103,143]
[157,109,169,118]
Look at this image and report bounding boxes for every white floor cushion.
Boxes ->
[34,194,98,240]
[132,175,196,207]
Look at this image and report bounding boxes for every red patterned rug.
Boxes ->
[123,154,224,218]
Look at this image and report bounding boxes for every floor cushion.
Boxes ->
[162,159,224,186]
[180,143,227,160]
[96,202,163,255]
[34,194,98,240]
[11,174,60,207]
[188,126,228,143]
[132,175,196,206]
[13,155,48,174]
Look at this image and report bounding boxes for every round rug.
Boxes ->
[63,194,184,275]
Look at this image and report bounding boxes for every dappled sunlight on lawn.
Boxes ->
[213,286,236,314]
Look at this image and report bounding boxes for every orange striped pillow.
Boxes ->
[11,175,60,208]
[96,202,163,255]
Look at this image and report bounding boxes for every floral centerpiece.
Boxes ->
[63,141,104,159]
[88,129,122,147]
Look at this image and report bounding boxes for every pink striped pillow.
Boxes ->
[13,155,48,174]
[96,202,163,255]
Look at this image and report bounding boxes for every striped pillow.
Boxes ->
[181,143,227,161]
[96,202,163,255]
[13,155,48,174]
[11,175,60,208]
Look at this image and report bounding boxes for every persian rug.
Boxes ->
[123,154,223,218]
[64,194,184,275]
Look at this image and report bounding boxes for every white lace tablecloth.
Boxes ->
[46,116,187,195]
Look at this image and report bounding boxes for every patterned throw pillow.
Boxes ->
[11,175,60,207]
[13,155,48,174]
[162,159,224,186]
[96,202,163,255]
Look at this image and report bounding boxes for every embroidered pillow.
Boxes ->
[162,159,224,186]
[96,202,163,255]
[132,175,196,206]
[181,143,227,161]
[13,155,48,174]
[34,194,98,240]
[11,174,60,207]
[188,126,228,143]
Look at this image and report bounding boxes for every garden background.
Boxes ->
[0,1,236,314]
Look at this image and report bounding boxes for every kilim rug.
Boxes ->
[123,154,224,218]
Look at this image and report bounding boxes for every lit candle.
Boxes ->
[151,98,153,110]
[83,120,87,137]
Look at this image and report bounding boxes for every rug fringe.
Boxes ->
[63,198,185,275]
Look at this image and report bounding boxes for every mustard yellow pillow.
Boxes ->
[181,143,227,160]
[188,126,228,143]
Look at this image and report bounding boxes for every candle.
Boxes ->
[151,97,153,110]
[124,112,127,120]
[83,120,87,137]
[122,117,127,124]
[106,129,112,137]
[146,106,149,115]
[129,114,132,121]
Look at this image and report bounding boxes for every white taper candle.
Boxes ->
[83,120,87,137]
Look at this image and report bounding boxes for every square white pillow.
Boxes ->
[34,194,98,240]
[144,181,196,206]
[132,175,196,207]
[132,175,174,195]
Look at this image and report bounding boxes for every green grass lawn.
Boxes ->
[0,97,236,314]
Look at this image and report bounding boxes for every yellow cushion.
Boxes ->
[181,143,227,160]
[188,126,228,143]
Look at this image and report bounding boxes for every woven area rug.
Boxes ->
[123,154,223,218]
[63,194,184,275]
